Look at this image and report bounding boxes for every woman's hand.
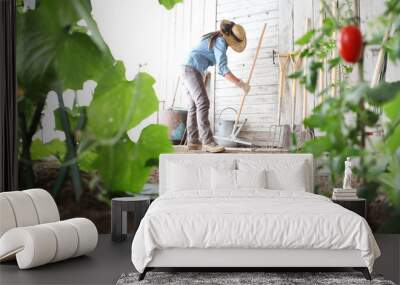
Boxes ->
[237,80,250,94]
[224,72,251,94]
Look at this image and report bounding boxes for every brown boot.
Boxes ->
[187,143,202,151]
[204,142,225,153]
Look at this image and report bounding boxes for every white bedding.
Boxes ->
[131,190,380,273]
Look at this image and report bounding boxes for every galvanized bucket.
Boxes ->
[215,107,238,147]
[159,108,188,145]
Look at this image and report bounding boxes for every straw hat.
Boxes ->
[220,20,247,53]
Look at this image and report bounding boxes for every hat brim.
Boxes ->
[220,20,246,53]
[222,34,247,53]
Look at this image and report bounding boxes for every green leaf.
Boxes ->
[31,139,66,161]
[322,18,335,36]
[87,63,159,140]
[54,106,86,132]
[70,0,108,52]
[383,92,400,122]
[295,30,315,46]
[379,152,400,205]
[288,71,303,79]
[158,0,183,10]
[17,0,113,91]
[345,83,369,105]
[302,137,332,157]
[305,61,322,93]
[78,150,98,173]
[385,127,400,154]
[328,57,341,69]
[363,110,380,127]
[54,32,113,90]
[366,81,400,105]
[96,125,173,193]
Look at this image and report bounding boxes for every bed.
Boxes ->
[131,153,380,280]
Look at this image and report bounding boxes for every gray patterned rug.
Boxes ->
[116,272,395,285]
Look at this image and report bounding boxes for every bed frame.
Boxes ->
[139,154,372,281]
[139,248,371,280]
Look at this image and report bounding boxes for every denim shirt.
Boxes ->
[185,35,230,76]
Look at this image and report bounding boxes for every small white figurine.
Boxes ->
[343,157,353,190]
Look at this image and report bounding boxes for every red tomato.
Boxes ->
[338,25,363,63]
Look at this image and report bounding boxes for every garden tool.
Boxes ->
[214,23,267,146]
[289,53,302,132]
[266,51,290,149]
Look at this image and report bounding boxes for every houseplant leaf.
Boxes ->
[95,124,173,193]
[54,106,87,132]
[87,62,159,140]
[17,0,113,91]
[31,139,66,161]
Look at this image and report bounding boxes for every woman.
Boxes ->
[182,20,250,153]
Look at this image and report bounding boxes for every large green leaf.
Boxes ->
[17,0,113,91]
[54,106,87,132]
[70,0,108,52]
[31,139,66,161]
[87,62,159,140]
[78,150,98,173]
[55,32,112,90]
[95,125,173,193]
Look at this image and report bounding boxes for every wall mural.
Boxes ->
[16,0,399,234]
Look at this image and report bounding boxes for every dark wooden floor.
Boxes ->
[0,234,399,285]
[0,235,134,285]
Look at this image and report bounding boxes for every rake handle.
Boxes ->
[234,23,267,126]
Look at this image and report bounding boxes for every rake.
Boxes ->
[214,23,267,146]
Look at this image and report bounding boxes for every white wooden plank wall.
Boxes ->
[279,0,319,134]
[360,0,400,83]
[215,0,279,145]
[159,0,217,110]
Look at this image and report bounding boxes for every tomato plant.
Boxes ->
[338,25,363,63]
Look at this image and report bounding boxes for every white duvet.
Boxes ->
[131,190,380,273]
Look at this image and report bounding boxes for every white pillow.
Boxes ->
[266,162,307,191]
[236,169,267,189]
[167,162,210,191]
[211,168,236,190]
[211,168,267,191]
[167,160,235,192]
[238,159,309,191]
